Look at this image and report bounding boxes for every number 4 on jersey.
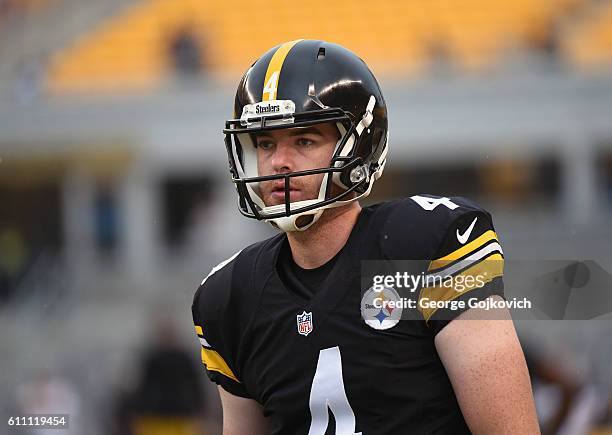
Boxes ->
[411,195,459,211]
[308,347,362,435]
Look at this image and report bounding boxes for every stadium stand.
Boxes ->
[0,0,52,21]
[562,0,612,69]
[44,0,599,94]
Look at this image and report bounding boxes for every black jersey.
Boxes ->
[191,195,504,435]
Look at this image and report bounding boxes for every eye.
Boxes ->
[256,139,275,150]
[296,137,314,147]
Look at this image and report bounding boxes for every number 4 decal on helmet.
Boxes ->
[308,347,362,435]
[411,195,459,211]
[262,71,279,101]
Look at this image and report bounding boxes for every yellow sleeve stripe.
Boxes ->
[419,254,504,322]
[429,230,499,271]
[262,39,302,101]
[201,348,240,383]
[194,325,203,336]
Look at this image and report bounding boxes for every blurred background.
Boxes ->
[1,0,612,434]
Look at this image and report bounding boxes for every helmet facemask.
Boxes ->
[224,97,380,232]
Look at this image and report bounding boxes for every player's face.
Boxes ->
[255,122,340,206]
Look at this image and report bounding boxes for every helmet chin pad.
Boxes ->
[267,206,325,232]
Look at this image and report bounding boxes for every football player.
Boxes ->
[192,39,539,434]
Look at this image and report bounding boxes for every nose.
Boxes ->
[270,141,295,174]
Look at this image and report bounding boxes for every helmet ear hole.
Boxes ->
[317,47,326,60]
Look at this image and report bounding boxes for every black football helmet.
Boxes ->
[224,39,388,231]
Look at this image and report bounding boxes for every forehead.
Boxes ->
[253,122,339,139]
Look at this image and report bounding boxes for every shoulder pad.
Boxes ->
[380,194,495,260]
[190,234,284,399]
[193,234,284,323]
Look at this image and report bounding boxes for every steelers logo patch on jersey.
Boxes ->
[361,286,403,330]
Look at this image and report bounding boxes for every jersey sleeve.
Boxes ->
[418,208,505,335]
[191,256,252,398]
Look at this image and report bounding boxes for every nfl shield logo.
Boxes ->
[296,311,313,336]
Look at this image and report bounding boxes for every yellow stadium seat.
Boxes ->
[45,0,593,94]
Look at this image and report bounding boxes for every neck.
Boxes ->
[287,202,362,269]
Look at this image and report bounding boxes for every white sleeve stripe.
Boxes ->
[199,337,211,348]
[200,249,243,285]
[426,242,503,282]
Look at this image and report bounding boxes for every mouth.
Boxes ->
[271,187,300,199]
[269,182,301,201]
